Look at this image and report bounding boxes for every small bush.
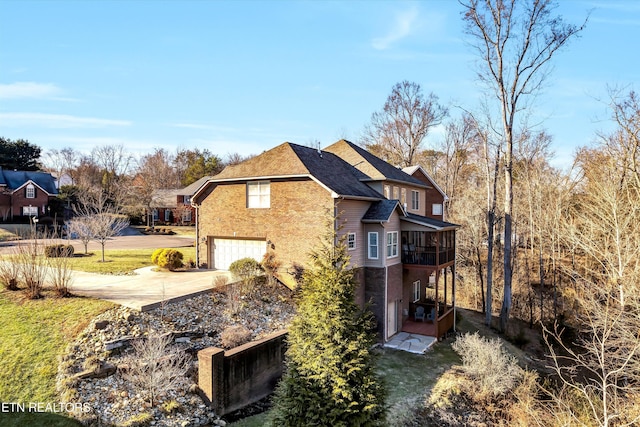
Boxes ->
[151,248,184,271]
[44,244,75,258]
[229,257,262,293]
[0,258,20,290]
[452,332,523,399]
[220,325,252,348]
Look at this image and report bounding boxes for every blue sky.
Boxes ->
[0,0,638,169]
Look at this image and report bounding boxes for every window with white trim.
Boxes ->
[432,203,443,216]
[182,210,192,222]
[164,210,171,222]
[247,181,270,208]
[152,209,159,221]
[400,188,407,205]
[368,232,378,259]
[183,196,191,205]
[393,186,399,200]
[26,184,35,199]
[411,190,420,210]
[23,206,38,216]
[413,280,421,302]
[386,231,398,258]
[347,232,356,250]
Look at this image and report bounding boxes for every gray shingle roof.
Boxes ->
[0,168,58,194]
[402,213,460,230]
[205,142,382,200]
[324,140,426,187]
[362,199,401,222]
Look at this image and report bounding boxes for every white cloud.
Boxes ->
[0,112,131,128]
[372,7,419,50]
[0,82,62,99]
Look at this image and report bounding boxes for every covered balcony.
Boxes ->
[399,215,458,340]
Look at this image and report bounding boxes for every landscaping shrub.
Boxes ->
[151,248,184,271]
[0,257,20,290]
[220,325,252,348]
[44,244,75,258]
[229,257,262,293]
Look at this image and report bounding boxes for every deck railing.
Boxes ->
[401,246,455,266]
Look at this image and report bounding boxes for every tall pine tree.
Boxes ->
[269,217,386,426]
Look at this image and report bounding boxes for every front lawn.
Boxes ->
[0,290,113,425]
[67,247,196,274]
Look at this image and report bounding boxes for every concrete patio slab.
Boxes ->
[384,331,437,354]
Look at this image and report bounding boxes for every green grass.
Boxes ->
[0,290,113,426]
[67,247,196,274]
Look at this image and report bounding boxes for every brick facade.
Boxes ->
[197,178,333,272]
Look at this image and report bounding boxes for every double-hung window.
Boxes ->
[411,190,420,210]
[432,203,443,216]
[387,231,398,258]
[368,232,378,259]
[164,210,171,222]
[26,184,35,199]
[247,181,270,208]
[347,232,356,250]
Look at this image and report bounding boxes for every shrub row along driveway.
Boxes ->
[0,229,231,311]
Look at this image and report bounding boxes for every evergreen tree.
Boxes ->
[269,219,386,426]
[0,137,41,170]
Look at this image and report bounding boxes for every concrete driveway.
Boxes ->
[0,229,231,311]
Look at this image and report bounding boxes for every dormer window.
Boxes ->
[26,184,35,199]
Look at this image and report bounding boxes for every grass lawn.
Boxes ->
[229,317,472,427]
[0,290,113,425]
[67,247,197,274]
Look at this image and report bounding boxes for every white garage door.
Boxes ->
[212,238,266,270]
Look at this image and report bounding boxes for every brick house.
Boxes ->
[0,168,58,221]
[149,176,209,226]
[192,140,459,341]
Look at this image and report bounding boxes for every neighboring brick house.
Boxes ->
[0,168,58,221]
[149,176,209,226]
[192,140,459,341]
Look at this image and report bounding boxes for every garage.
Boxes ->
[211,238,267,270]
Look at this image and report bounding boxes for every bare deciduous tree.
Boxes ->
[462,0,586,332]
[362,80,448,167]
[123,334,190,407]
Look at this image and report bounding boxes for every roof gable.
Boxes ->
[0,168,58,195]
[402,165,447,200]
[362,199,405,222]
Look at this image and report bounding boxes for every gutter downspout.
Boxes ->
[194,204,200,268]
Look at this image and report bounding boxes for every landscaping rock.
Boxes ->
[56,283,295,426]
[94,320,110,330]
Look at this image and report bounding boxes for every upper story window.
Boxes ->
[383,185,391,199]
[387,231,398,258]
[26,184,35,199]
[183,196,191,205]
[432,203,443,216]
[368,232,378,259]
[392,186,399,200]
[400,188,407,205]
[411,190,420,210]
[347,232,356,250]
[247,181,270,208]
